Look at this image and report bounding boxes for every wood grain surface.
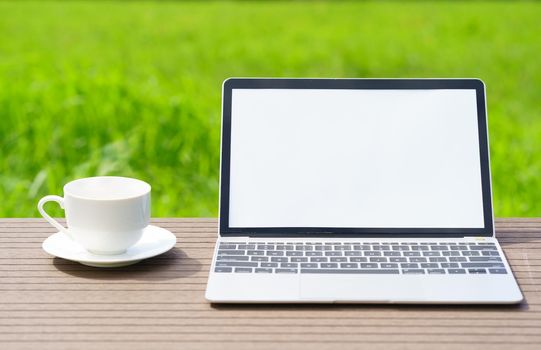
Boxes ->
[0,218,540,350]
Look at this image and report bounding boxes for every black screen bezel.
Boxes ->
[219,78,493,237]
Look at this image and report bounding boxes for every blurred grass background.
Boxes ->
[0,0,539,218]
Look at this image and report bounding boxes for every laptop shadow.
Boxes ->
[210,301,527,311]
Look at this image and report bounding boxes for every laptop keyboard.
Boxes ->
[214,242,508,275]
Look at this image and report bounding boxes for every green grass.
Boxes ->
[0,1,540,218]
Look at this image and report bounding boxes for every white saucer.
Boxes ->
[42,225,177,267]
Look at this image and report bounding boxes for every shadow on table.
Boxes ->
[52,247,202,281]
[211,300,528,311]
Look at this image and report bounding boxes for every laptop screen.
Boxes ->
[222,80,492,236]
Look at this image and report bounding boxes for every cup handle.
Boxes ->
[38,195,69,235]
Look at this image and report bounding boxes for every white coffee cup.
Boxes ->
[38,176,151,255]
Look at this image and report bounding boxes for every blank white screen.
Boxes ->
[229,89,485,228]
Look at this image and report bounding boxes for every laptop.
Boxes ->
[205,78,523,304]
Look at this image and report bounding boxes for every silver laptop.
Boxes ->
[205,78,523,304]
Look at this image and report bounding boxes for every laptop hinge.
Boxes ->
[219,235,251,240]
[464,236,494,242]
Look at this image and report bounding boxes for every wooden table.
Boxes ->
[1,218,540,350]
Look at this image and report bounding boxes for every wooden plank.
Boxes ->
[2,333,541,343]
[2,304,541,316]
[0,344,540,350]
[3,315,541,327]
[1,326,541,337]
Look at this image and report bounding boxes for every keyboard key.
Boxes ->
[450,245,468,250]
[344,251,363,256]
[310,257,328,262]
[325,251,343,256]
[306,251,323,256]
[390,257,407,262]
[468,268,487,274]
[257,244,274,250]
[301,263,318,268]
[360,263,378,268]
[381,263,398,268]
[218,244,236,250]
[420,263,439,268]
[430,246,448,250]
[247,250,265,256]
[364,251,382,256]
[427,269,446,274]
[275,268,297,274]
[286,251,303,256]
[260,262,278,268]
[291,257,308,262]
[402,269,425,274]
[448,269,466,274]
[401,263,419,268]
[330,257,347,262]
[280,263,298,268]
[301,269,399,274]
[340,263,358,268]
[469,257,502,262]
[404,252,421,257]
[354,245,370,250]
[423,251,441,257]
[409,257,427,263]
[267,251,284,256]
[369,257,387,262]
[217,255,250,261]
[235,267,252,273]
[251,256,269,262]
[384,251,401,256]
[392,245,409,251]
[461,263,505,268]
[214,267,232,273]
[255,268,273,273]
[449,257,468,262]
[350,257,368,262]
[219,250,246,256]
[237,244,255,250]
[440,263,459,268]
[429,257,448,263]
[489,268,507,274]
[216,261,258,267]
[270,257,288,262]
[469,246,497,250]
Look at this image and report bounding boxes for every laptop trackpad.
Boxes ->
[300,275,392,302]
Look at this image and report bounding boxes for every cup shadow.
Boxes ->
[52,247,203,281]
